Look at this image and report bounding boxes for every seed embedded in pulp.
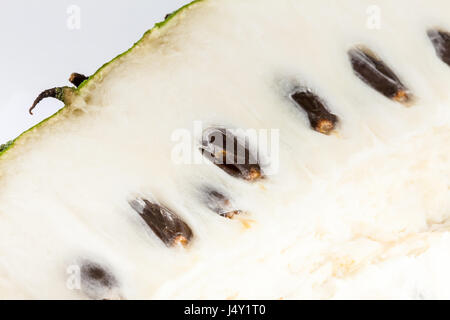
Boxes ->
[348,46,411,103]
[80,261,119,299]
[428,29,450,66]
[205,189,241,219]
[129,198,193,247]
[200,128,262,181]
[290,90,338,135]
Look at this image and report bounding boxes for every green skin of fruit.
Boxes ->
[0,0,203,159]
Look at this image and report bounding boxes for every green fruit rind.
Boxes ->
[0,0,204,159]
[76,0,204,92]
[0,141,13,154]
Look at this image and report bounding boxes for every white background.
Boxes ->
[0,0,190,144]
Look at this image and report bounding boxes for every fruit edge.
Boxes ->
[0,0,204,159]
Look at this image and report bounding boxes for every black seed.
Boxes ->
[81,263,115,288]
[200,128,262,181]
[348,47,411,103]
[130,199,193,247]
[205,189,241,219]
[80,261,118,299]
[290,90,338,135]
[428,29,450,66]
[69,72,89,87]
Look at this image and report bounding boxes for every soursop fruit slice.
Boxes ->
[1,0,450,299]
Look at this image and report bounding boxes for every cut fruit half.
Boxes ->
[1,0,450,299]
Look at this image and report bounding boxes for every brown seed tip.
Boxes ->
[316,119,335,135]
[173,235,189,247]
[393,90,410,103]
[223,210,242,219]
[247,166,262,181]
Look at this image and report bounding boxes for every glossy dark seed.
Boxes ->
[349,47,411,103]
[80,261,118,299]
[205,189,241,219]
[200,128,262,181]
[428,29,450,66]
[130,199,193,247]
[291,90,338,135]
[69,72,89,87]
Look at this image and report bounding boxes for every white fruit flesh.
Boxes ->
[1,0,450,299]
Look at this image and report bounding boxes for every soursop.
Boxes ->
[1,0,450,299]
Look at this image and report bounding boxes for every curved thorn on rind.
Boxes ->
[29,87,73,115]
